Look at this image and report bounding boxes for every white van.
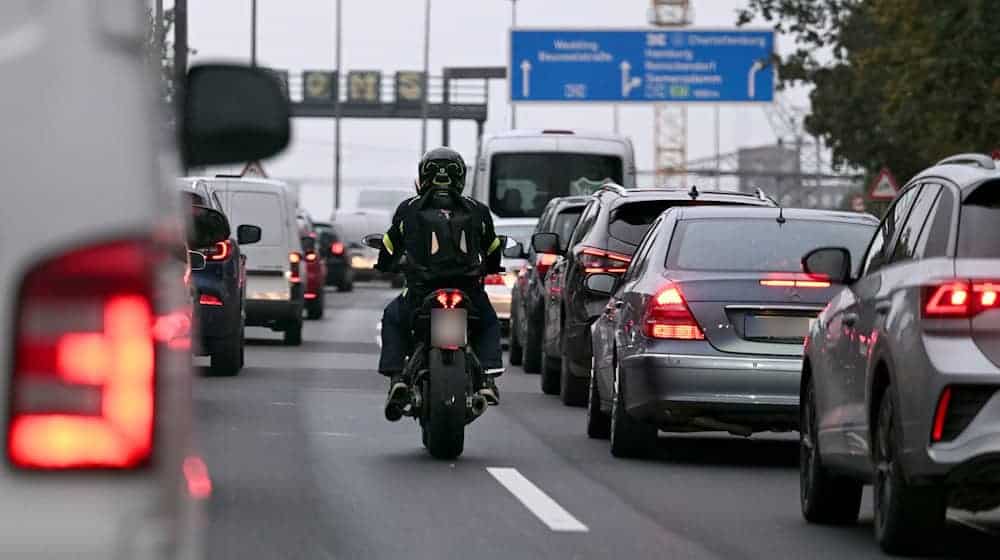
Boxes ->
[202,178,305,345]
[471,129,637,218]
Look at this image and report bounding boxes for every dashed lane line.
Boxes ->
[486,467,589,533]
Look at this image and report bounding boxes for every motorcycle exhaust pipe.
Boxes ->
[468,394,488,420]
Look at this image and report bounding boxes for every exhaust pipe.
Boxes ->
[468,394,488,420]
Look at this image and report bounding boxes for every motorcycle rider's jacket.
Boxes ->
[375,186,502,294]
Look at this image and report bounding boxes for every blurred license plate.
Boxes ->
[432,308,467,347]
[744,315,814,340]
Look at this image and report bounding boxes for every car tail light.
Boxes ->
[331,242,345,256]
[484,274,505,286]
[288,252,302,284]
[644,284,704,340]
[305,251,318,263]
[199,294,223,306]
[931,387,953,443]
[435,290,464,309]
[203,240,232,262]
[535,253,558,277]
[579,246,631,274]
[760,273,831,288]
[924,281,1000,318]
[10,240,158,469]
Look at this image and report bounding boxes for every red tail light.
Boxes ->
[484,274,505,286]
[203,240,232,262]
[644,284,705,340]
[305,251,318,263]
[932,387,953,442]
[331,241,345,256]
[435,290,464,309]
[760,273,831,289]
[535,253,558,277]
[924,281,1000,318]
[289,252,302,284]
[199,294,223,306]
[579,246,631,274]
[10,240,158,469]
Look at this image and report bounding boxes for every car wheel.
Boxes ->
[238,325,245,369]
[609,361,656,458]
[209,331,242,377]
[283,320,303,346]
[338,277,354,292]
[306,297,324,320]
[540,346,560,395]
[522,316,542,373]
[799,376,862,524]
[873,385,946,555]
[586,358,611,439]
[559,353,587,407]
[508,308,524,366]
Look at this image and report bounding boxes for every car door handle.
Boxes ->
[843,312,859,327]
[875,302,892,315]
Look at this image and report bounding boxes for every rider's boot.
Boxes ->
[479,368,502,406]
[384,373,410,422]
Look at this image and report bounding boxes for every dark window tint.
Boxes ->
[623,217,663,282]
[915,187,955,258]
[958,183,1000,258]
[667,219,876,273]
[891,184,941,263]
[569,200,600,247]
[553,208,583,250]
[608,201,678,245]
[490,153,623,218]
[863,187,919,274]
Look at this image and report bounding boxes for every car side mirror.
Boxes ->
[188,251,207,271]
[237,224,262,245]
[532,232,562,255]
[802,247,854,285]
[503,241,526,259]
[182,64,291,167]
[363,233,384,251]
[189,205,231,248]
[584,273,618,297]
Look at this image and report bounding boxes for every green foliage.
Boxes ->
[739,0,1000,184]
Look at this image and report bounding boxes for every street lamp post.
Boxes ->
[419,0,432,155]
[334,0,343,210]
[250,0,258,66]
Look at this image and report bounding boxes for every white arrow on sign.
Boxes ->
[620,61,642,97]
[748,60,765,99]
[521,60,532,98]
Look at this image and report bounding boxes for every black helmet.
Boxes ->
[418,147,466,195]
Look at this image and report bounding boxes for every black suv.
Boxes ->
[179,182,261,376]
[533,185,774,406]
[314,220,355,292]
[509,195,589,372]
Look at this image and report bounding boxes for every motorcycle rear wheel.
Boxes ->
[423,348,467,460]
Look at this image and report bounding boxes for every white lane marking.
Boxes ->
[270,401,296,406]
[486,467,589,532]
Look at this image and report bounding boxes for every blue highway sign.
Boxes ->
[510,29,775,103]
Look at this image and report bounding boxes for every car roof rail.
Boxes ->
[936,153,996,170]
[214,174,243,178]
[598,182,627,195]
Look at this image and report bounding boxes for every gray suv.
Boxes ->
[799,153,1000,554]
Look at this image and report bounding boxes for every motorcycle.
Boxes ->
[364,233,501,460]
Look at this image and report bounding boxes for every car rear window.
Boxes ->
[958,185,1000,258]
[553,207,583,249]
[666,218,876,272]
[229,191,284,246]
[608,201,679,245]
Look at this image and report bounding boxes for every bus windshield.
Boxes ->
[489,153,623,218]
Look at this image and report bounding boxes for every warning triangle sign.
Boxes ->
[240,161,269,178]
[868,168,899,201]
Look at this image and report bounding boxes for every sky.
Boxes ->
[181,0,807,219]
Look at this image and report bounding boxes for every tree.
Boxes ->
[146,8,176,111]
[739,0,1000,183]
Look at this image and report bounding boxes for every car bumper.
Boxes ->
[245,299,302,326]
[485,287,511,320]
[620,350,802,429]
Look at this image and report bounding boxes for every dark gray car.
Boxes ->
[799,153,1000,554]
[587,206,877,459]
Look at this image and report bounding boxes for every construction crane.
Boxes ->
[649,0,692,187]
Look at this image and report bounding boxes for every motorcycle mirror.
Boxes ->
[363,233,384,251]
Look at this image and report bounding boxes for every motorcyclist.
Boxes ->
[376,147,504,421]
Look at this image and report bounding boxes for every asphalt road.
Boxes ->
[195,284,1000,559]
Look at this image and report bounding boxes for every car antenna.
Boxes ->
[688,185,700,200]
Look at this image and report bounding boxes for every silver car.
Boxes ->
[799,153,1000,554]
[587,206,877,458]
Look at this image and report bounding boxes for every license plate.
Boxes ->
[431,308,468,348]
[744,315,814,340]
